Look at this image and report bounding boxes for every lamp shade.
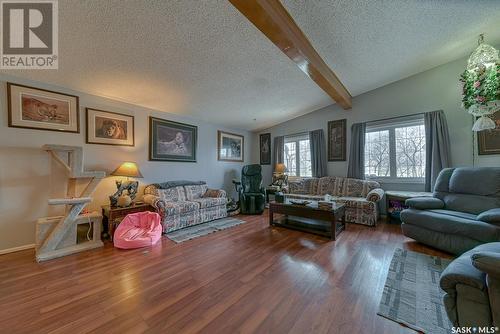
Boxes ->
[275,163,286,173]
[111,162,143,178]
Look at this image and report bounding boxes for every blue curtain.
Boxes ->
[273,136,284,168]
[347,123,366,179]
[309,129,327,177]
[424,110,451,191]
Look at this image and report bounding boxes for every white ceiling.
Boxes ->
[2,0,500,131]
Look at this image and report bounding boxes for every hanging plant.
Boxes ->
[459,34,500,131]
[459,62,500,110]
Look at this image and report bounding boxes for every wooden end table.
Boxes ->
[269,200,346,240]
[102,203,155,240]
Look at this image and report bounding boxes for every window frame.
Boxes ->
[364,117,426,184]
[284,134,312,178]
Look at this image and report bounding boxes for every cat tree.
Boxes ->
[36,145,105,262]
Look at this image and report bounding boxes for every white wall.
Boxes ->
[253,56,500,188]
[0,75,253,251]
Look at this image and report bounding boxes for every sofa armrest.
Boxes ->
[143,194,159,206]
[143,194,178,218]
[405,197,444,210]
[204,189,227,198]
[143,194,166,212]
[477,208,500,225]
[366,188,384,202]
[472,252,500,279]
[440,254,486,292]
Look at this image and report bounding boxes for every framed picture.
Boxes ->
[86,108,134,146]
[478,111,500,155]
[7,82,79,133]
[218,131,244,162]
[328,119,347,161]
[260,133,271,165]
[149,117,197,162]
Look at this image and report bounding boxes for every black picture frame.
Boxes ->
[217,130,244,162]
[149,117,197,162]
[86,108,134,146]
[478,111,500,155]
[7,82,80,133]
[328,119,347,161]
[260,133,271,165]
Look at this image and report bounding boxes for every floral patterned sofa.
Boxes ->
[143,181,227,233]
[285,176,384,226]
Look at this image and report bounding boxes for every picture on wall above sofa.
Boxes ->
[218,130,244,162]
[478,110,500,155]
[86,108,134,146]
[260,133,271,165]
[328,119,346,161]
[7,82,79,133]
[149,117,197,162]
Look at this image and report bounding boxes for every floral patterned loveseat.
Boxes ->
[143,181,227,233]
[285,176,384,226]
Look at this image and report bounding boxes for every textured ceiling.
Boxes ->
[2,0,500,131]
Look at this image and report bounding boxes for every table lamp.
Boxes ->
[275,163,286,174]
[271,163,288,189]
[110,162,143,207]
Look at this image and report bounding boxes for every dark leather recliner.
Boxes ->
[238,164,265,214]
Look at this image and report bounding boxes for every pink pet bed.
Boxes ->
[114,211,162,249]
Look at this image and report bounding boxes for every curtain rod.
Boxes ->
[284,131,309,137]
[365,110,436,125]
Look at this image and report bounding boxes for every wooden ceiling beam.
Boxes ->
[229,0,352,109]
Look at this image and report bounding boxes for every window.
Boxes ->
[284,134,312,177]
[364,116,426,182]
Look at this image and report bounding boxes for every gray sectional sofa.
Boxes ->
[441,242,500,327]
[400,167,500,255]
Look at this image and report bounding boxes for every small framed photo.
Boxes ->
[149,117,197,162]
[328,119,347,161]
[218,131,244,162]
[86,108,134,146]
[260,133,271,165]
[7,82,79,133]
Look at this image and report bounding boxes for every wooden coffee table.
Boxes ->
[269,200,346,240]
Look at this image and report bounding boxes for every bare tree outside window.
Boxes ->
[284,137,312,177]
[284,142,296,176]
[364,130,390,177]
[395,125,426,178]
[364,120,426,181]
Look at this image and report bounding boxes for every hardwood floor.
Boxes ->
[0,211,451,334]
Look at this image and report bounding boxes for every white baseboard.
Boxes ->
[0,244,35,255]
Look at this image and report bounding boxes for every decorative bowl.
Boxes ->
[289,200,311,206]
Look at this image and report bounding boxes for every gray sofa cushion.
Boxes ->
[472,252,500,277]
[478,208,500,225]
[449,167,500,196]
[434,192,500,215]
[400,208,500,243]
[434,168,454,193]
[440,249,486,292]
[401,223,483,255]
[406,197,444,209]
[428,209,477,221]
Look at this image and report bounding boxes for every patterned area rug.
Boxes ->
[166,217,246,243]
[378,248,453,334]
